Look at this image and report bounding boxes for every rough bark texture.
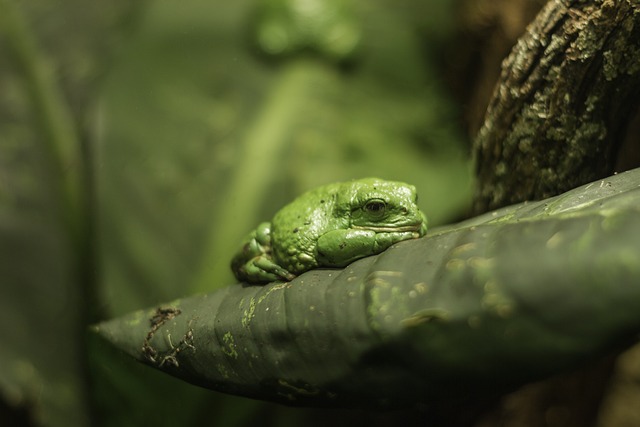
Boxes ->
[472,0,640,215]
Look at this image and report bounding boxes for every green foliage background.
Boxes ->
[0,0,471,426]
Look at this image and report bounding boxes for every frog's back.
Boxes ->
[270,182,343,272]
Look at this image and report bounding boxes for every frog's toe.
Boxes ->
[236,257,295,284]
[252,257,295,282]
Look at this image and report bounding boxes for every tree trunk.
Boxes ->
[472,0,640,215]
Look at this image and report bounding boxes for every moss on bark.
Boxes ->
[472,0,640,214]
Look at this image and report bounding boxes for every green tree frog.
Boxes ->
[231,178,427,284]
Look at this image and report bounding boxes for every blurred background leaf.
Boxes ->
[97,0,471,312]
[0,0,143,425]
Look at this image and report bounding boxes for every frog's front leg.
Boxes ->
[231,222,295,284]
[316,229,419,267]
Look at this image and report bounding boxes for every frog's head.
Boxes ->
[337,178,427,236]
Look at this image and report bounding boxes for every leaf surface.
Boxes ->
[95,168,640,407]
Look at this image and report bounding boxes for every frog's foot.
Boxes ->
[238,256,296,284]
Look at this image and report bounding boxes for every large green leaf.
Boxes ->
[95,167,640,408]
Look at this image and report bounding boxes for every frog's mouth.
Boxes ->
[353,223,423,233]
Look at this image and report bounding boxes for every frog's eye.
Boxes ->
[364,199,386,217]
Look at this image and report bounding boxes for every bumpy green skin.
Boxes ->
[231,178,427,284]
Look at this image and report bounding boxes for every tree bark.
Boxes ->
[472,0,640,215]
